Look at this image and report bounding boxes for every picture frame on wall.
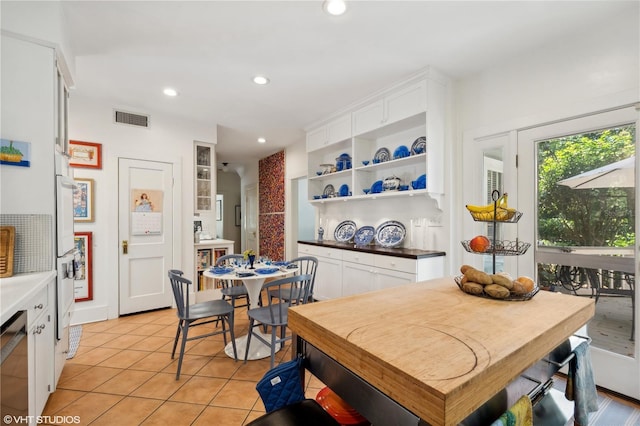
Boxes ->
[74,178,95,222]
[216,199,222,221]
[74,232,93,302]
[235,205,241,227]
[69,140,102,169]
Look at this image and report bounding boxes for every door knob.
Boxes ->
[122,240,128,254]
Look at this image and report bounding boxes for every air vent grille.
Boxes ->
[114,110,149,128]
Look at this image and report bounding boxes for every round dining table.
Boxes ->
[203,263,298,360]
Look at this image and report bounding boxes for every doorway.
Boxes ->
[118,158,176,315]
[517,107,639,398]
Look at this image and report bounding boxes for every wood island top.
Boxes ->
[288,277,595,426]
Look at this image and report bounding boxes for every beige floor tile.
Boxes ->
[169,376,227,405]
[51,392,123,425]
[210,379,260,410]
[139,401,205,426]
[104,322,139,335]
[153,324,179,338]
[129,351,175,372]
[65,347,122,366]
[92,369,155,395]
[185,337,227,356]
[57,366,122,392]
[100,333,146,349]
[161,353,211,377]
[130,372,187,400]
[231,358,272,382]
[197,356,241,379]
[97,349,149,369]
[192,406,250,426]
[41,389,87,415]
[128,335,174,352]
[89,396,162,426]
[243,410,265,425]
[128,323,167,336]
[56,364,92,383]
[81,321,118,333]
[78,332,119,348]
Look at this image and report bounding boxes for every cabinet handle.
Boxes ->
[34,303,43,309]
[122,240,128,254]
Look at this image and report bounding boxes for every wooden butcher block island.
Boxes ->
[289,276,595,426]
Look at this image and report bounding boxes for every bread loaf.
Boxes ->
[485,284,510,299]
[462,282,484,295]
[460,264,475,274]
[490,274,513,289]
[464,268,493,285]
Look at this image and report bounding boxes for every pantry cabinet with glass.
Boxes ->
[306,72,447,203]
[195,142,215,212]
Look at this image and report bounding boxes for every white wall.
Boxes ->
[68,94,217,323]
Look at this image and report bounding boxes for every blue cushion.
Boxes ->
[256,356,305,413]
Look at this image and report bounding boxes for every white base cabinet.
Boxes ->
[298,242,445,300]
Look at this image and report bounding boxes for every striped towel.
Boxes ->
[490,395,533,426]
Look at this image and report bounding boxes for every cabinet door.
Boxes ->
[31,309,53,417]
[375,268,416,290]
[384,80,427,125]
[306,126,327,152]
[352,100,384,136]
[314,256,343,300]
[326,114,351,145]
[342,261,376,296]
[195,143,214,211]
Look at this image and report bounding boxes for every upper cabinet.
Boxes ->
[306,70,448,203]
[195,142,215,212]
[306,113,352,152]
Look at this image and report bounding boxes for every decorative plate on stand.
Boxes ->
[354,226,375,246]
[375,220,406,247]
[323,184,335,197]
[411,136,426,155]
[334,220,357,242]
[374,147,391,163]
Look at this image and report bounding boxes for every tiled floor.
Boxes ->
[42,305,324,425]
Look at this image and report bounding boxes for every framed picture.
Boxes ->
[74,178,95,222]
[235,205,241,227]
[69,140,102,169]
[0,139,31,167]
[74,232,93,302]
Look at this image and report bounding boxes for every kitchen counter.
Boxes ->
[298,240,445,259]
[289,276,595,426]
[0,271,56,324]
[194,238,235,247]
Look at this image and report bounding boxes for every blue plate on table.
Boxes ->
[210,266,234,275]
[353,226,375,246]
[371,180,383,194]
[273,261,290,267]
[255,267,280,275]
[236,271,256,277]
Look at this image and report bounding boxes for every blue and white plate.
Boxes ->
[393,145,410,159]
[375,220,406,248]
[236,271,256,277]
[334,220,357,242]
[255,267,280,275]
[373,147,391,163]
[411,174,427,190]
[323,184,335,197]
[210,266,234,275]
[273,261,290,267]
[371,180,384,194]
[411,136,426,155]
[339,184,349,197]
[353,226,375,246]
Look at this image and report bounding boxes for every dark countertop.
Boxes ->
[298,240,446,260]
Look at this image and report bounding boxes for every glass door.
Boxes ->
[517,107,639,398]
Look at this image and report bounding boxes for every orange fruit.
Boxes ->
[469,235,491,253]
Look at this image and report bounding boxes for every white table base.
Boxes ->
[225,331,283,360]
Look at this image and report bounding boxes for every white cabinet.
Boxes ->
[306,114,352,153]
[298,243,445,299]
[25,281,54,421]
[195,142,215,212]
[352,100,384,136]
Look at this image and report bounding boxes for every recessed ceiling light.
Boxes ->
[163,88,178,97]
[253,76,270,85]
[258,137,267,144]
[323,0,346,16]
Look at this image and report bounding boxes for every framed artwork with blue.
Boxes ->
[74,178,95,222]
[0,139,31,167]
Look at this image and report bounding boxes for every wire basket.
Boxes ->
[454,275,539,301]
[461,239,531,256]
[468,209,523,223]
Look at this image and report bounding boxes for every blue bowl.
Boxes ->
[313,195,321,199]
[399,185,409,191]
[316,171,322,176]
[363,188,371,195]
[362,160,370,166]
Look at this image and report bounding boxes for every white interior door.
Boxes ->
[244,183,258,254]
[119,158,174,315]
[517,107,639,399]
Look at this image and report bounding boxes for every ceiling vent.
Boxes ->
[114,110,150,128]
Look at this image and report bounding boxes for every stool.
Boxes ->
[316,387,370,426]
[247,399,340,426]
